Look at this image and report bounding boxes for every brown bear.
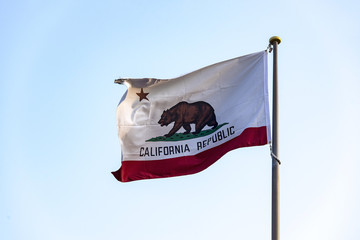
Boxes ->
[158,101,218,138]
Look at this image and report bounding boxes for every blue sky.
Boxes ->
[1,0,360,239]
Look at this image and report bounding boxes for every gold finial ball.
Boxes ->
[269,36,281,45]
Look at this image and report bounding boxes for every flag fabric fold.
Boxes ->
[113,51,270,182]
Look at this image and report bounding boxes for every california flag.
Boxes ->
[113,51,270,182]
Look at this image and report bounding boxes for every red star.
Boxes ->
[136,88,149,101]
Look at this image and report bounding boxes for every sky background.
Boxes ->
[1,0,360,239]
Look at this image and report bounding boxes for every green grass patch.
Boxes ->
[146,123,229,142]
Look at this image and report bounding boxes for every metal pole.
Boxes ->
[269,36,281,240]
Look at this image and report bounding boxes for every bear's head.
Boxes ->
[158,110,173,126]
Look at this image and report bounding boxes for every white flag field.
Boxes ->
[113,51,271,182]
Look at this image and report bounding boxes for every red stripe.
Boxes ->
[112,126,268,182]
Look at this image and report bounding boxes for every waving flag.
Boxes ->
[113,51,270,182]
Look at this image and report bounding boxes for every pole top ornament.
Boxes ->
[269,36,281,45]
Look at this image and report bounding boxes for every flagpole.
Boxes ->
[269,36,281,240]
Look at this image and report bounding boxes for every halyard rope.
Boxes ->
[270,144,281,165]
